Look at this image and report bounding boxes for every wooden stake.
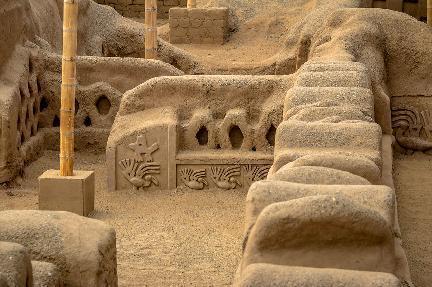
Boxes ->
[60,0,78,176]
[145,0,158,59]
[428,0,432,26]
[187,0,196,8]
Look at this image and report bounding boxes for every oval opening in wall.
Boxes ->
[229,125,243,149]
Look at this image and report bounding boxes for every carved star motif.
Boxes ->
[128,134,159,162]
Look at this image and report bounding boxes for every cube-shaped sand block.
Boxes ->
[39,170,95,216]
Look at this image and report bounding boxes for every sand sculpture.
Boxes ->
[0,0,431,286]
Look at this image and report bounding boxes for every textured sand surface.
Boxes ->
[0,151,245,286]
[393,152,432,287]
[2,150,431,286]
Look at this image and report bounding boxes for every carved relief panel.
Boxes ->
[392,95,432,154]
[176,164,271,190]
[115,126,176,191]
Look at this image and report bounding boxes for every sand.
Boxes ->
[2,150,431,286]
[0,151,245,286]
[153,0,316,68]
[393,152,432,287]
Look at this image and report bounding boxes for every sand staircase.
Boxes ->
[235,61,411,286]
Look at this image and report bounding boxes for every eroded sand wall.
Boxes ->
[107,75,294,192]
[0,45,183,183]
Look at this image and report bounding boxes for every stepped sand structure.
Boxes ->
[0,0,431,286]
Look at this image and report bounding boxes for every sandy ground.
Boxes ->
[0,151,245,286]
[149,1,315,68]
[393,152,432,287]
[1,150,431,286]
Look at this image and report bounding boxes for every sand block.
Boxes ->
[237,264,400,287]
[273,120,382,172]
[284,86,374,120]
[32,261,62,287]
[39,170,95,216]
[270,166,372,185]
[245,181,395,233]
[0,241,33,287]
[299,60,369,73]
[276,153,381,183]
[242,195,396,273]
[169,7,228,44]
[0,210,117,287]
[289,105,373,122]
[295,71,371,88]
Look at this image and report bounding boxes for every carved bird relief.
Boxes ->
[392,107,432,152]
[243,165,270,185]
[119,159,160,190]
[210,166,242,190]
[179,168,208,190]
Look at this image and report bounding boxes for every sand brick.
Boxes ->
[169,8,228,44]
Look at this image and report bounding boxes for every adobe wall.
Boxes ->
[107,75,295,192]
[0,46,183,184]
[94,0,187,19]
[367,0,427,21]
[169,8,229,44]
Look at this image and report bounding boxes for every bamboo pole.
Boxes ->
[187,0,197,8]
[60,0,78,176]
[428,0,432,26]
[145,0,158,59]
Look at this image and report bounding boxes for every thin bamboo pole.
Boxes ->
[187,0,197,8]
[428,0,432,26]
[145,0,158,59]
[60,0,78,176]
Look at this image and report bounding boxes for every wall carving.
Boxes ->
[209,166,242,190]
[107,75,289,192]
[243,165,271,186]
[392,106,432,152]
[118,134,161,190]
[179,168,208,190]
[177,164,272,190]
[128,134,159,162]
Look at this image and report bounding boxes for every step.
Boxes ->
[284,86,374,121]
[242,195,396,273]
[244,181,395,233]
[237,264,400,287]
